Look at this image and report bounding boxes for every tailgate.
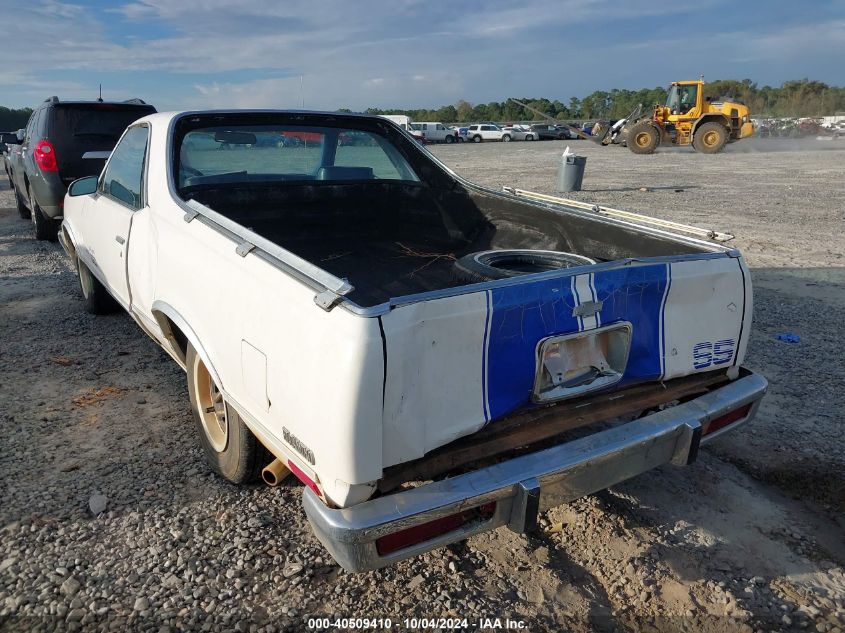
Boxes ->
[379,254,750,468]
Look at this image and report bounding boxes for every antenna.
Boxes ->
[98,84,103,102]
[300,75,304,109]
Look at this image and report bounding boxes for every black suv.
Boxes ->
[9,96,156,240]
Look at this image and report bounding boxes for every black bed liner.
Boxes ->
[184,180,708,307]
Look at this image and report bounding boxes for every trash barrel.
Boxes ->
[556,154,587,192]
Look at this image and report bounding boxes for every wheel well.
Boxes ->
[693,115,729,135]
[62,227,77,260]
[153,312,189,362]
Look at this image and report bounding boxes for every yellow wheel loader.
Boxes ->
[511,81,754,155]
[617,80,755,154]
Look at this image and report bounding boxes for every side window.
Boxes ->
[24,110,38,141]
[101,126,148,209]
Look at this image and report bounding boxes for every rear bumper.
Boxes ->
[30,176,65,218]
[303,370,767,572]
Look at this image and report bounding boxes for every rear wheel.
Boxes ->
[502,134,511,142]
[187,344,268,484]
[693,122,728,153]
[14,186,29,219]
[445,134,454,144]
[627,121,661,154]
[472,135,482,143]
[28,186,59,241]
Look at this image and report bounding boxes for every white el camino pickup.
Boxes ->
[60,110,767,571]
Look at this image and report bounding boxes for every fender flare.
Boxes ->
[150,300,224,389]
[59,220,78,261]
[692,114,730,136]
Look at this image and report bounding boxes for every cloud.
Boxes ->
[1,0,843,110]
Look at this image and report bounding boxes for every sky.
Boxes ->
[2,0,844,112]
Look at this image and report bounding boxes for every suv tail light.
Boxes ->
[34,140,58,172]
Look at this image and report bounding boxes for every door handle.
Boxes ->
[115,235,125,245]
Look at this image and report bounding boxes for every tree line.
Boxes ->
[3,79,843,131]
[0,107,33,132]
[360,79,845,123]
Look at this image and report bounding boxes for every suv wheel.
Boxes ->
[14,186,30,220]
[472,135,482,143]
[29,185,59,241]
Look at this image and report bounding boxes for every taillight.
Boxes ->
[703,403,752,436]
[34,140,58,172]
[287,459,322,498]
[376,503,496,556]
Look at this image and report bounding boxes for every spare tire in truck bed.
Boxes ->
[453,249,596,282]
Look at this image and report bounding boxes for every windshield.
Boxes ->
[177,124,420,190]
[666,84,697,114]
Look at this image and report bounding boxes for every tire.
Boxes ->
[76,257,118,314]
[445,135,454,144]
[692,122,728,154]
[29,186,59,241]
[472,135,482,143]
[453,249,596,283]
[187,344,269,484]
[14,186,30,220]
[627,121,661,155]
[526,134,535,141]
[502,134,511,142]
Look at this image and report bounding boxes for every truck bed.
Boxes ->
[183,180,711,307]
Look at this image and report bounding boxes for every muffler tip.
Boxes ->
[262,459,291,487]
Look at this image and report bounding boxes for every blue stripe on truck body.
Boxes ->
[486,263,669,420]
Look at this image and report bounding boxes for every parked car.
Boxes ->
[501,125,536,141]
[9,96,156,240]
[414,122,460,144]
[2,130,23,187]
[452,126,468,142]
[60,109,767,572]
[530,123,572,140]
[467,123,505,142]
[0,131,17,155]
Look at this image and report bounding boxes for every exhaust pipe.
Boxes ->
[262,459,291,486]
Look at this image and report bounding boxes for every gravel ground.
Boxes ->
[1,138,844,633]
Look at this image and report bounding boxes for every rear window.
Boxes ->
[49,104,156,146]
[177,124,420,190]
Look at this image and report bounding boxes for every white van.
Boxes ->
[413,122,460,144]
[378,114,428,144]
[379,114,414,132]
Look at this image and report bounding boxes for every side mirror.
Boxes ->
[68,175,98,197]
